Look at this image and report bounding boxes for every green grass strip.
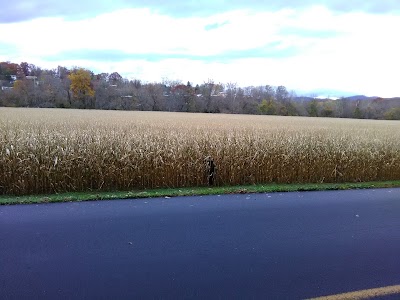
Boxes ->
[1,181,400,205]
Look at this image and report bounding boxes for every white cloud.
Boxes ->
[0,6,399,96]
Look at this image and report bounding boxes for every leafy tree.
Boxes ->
[320,102,334,117]
[353,105,363,119]
[200,80,217,113]
[264,85,275,100]
[108,72,123,84]
[96,73,109,82]
[275,85,290,103]
[258,99,276,115]
[56,66,72,106]
[68,68,95,108]
[0,61,19,81]
[384,107,400,120]
[132,79,141,89]
[225,82,239,112]
[307,99,318,117]
[278,101,298,116]
[144,83,165,111]
[13,80,33,106]
[26,63,42,77]
[36,72,69,108]
[20,62,31,76]
[169,84,197,112]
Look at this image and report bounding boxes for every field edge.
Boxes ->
[1,181,400,205]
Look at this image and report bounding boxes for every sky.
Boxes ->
[1,0,400,97]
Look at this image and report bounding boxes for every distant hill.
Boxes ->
[379,97,400,101]
[293,96,315,102]
[342,95,378,101]
[295,95,383,102]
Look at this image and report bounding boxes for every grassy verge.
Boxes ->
[1,181,400,205]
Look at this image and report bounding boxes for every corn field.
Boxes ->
[1,107,400,195]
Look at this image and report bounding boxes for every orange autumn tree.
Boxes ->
[68,68,95,108]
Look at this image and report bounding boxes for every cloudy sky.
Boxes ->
[1,1,399,97]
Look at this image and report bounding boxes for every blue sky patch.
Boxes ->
[1,0,400,23]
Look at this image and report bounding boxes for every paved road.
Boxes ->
[1,188,400,299]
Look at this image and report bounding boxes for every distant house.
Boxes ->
[1,86,13,91]
[171,84,188,94]
[212,92,227,98]
[26,76,39,85]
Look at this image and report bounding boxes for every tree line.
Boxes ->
[1,61,399,120]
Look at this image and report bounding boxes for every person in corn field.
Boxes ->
[205,156,216,186]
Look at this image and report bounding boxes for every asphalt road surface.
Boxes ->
[1,188,400,299]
